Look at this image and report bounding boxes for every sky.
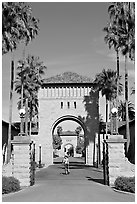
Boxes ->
[2,2,135,123]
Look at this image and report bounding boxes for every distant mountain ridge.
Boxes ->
[45,72,93,83]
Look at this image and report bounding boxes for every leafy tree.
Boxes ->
[75,126,82,136]
[76,132,84,155]
[57,126,63,136]
[2,2,39,55]
[53,134,62,150]
[53,126,63,150]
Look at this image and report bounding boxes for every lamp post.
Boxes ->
[19,108,26,136]
[111,107,118,135]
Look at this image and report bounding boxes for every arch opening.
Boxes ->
[52,115,87,135]
[52,115,86,162]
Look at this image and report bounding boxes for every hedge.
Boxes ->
[114,176,135,193]
[2,176,21,194]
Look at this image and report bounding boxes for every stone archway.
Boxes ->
[52,115,86,160]
[52,115,87,135]
[33,72,99,167]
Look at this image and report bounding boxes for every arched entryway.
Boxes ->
[52,115,87,135]
[64,143,74,157]
[52,115,87,163]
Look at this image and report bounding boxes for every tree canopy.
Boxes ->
[15,55,46,121]
[2,2,39,55]
[93,69,122,101]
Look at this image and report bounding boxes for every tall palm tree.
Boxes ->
[117,2,135,150]
[103,3,125,117]
[104,2,135,151]
[93,69,123,137]
[3,2,40,163]
[15,55,46,136]
[103,24,120,77]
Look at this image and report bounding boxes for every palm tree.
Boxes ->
[93,69,123,137]
[103,3,126,112]
[103,24,121,78]
[2,2,39,55]
[104,2,135,151]
[3,2,40,163]
[118,100,135,121]
[117,2,135,150]
[15,55,46,136]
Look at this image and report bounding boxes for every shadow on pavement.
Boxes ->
[57,162,92,170]
[86,176,104,185]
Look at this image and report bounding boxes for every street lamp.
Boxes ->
[111,107,118,135]
[111,107,118,115]
[18,108,26,136]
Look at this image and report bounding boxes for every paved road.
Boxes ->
[3,157,135,202]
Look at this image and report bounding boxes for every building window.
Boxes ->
[67,102,70,109]
[74,101,76,109]
[61,102,63,109]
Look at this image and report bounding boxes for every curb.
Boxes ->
[112,187,135,195]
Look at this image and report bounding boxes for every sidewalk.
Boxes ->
[2,157,135,202]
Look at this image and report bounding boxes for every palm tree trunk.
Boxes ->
[25,98,28,135]
[20,81,24,134]
[29,102,32,137]
[116,49,120,79]
[7,60,14,163]
[116,49,119,134]
[116,49,119,107]
[29,119,32,137]
[125,54,130,153]
[105,98,108,139]
[110,100,113,134]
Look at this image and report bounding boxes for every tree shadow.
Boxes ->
[86,176,104,185]
[78,89,99,164]
[57,161,92,170]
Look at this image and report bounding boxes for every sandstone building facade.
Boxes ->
[31,72,99,167]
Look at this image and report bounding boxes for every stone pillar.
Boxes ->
[73,147,76,157]
[11,136,31,187]
[86,141,94,165]
[106,135,127,186]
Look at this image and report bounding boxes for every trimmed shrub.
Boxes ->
[2,176,21,194]
[114,176,135,193]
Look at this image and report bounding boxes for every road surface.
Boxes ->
[2,157,135,202]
